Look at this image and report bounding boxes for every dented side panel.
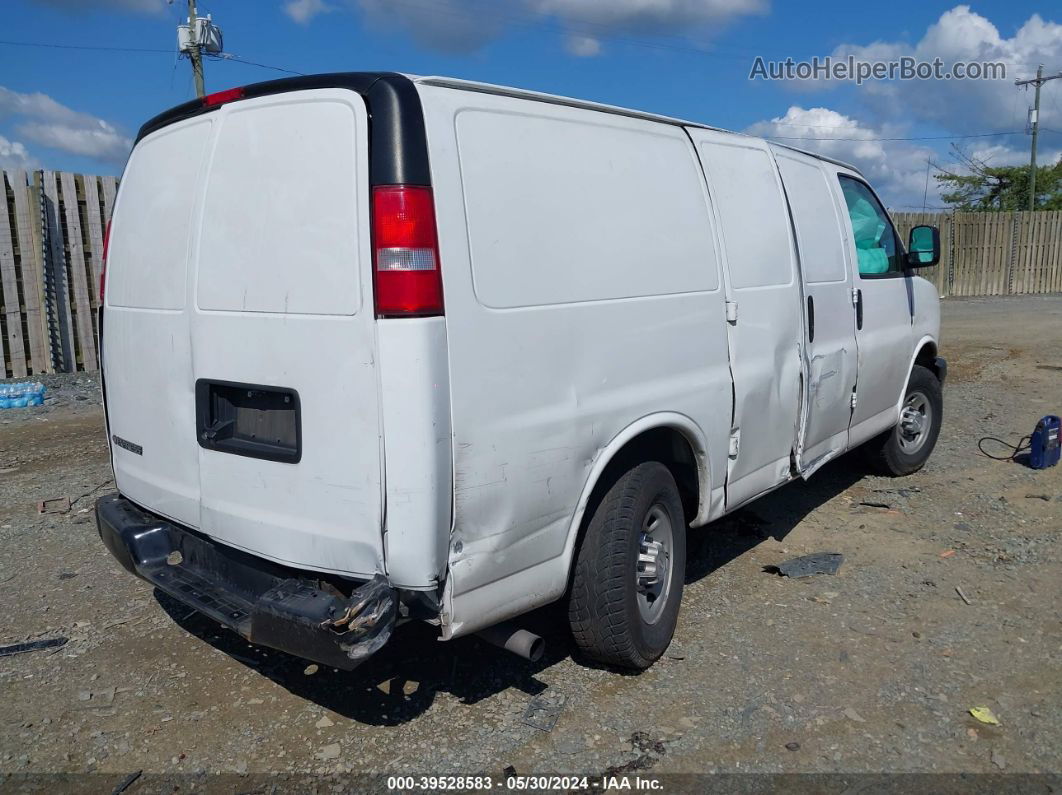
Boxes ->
[378,316,453,590]
[688,130,804,509]
[417,83,733,636]
[772,149,859,476]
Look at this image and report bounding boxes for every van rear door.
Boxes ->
[105,88,384,578]
[104,117,209,531]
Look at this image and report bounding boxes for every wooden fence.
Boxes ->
[892,211,1062,298]
[2,169,1062,377]
[1,169,116,378]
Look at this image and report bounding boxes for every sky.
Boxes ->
[1,0,1060,208]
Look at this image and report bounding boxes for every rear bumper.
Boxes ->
[95,493,396,670]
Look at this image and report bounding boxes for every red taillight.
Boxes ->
[203,86,245,108]
[372,185,444,316]
[99,219,111,301]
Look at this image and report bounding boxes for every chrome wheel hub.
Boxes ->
[898,391,932,454]
[636,504,674,624]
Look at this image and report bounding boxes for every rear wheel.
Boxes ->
[864,365,943,476]
[568,462,686,670]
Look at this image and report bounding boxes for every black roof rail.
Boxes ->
[135,72,431,186]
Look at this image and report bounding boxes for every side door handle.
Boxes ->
[806,295,815,343]
[855,289,863,330]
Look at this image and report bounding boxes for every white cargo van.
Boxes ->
[96,73,946,671]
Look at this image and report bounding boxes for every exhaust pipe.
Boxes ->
[476,622,544,662]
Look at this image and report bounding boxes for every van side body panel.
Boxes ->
[900,283,943,404]
[441,412,716,638]
[417,83,733,636]
[377,316,454,589]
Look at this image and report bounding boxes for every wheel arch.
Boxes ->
[897,335,941,411]
[559,413,711,594]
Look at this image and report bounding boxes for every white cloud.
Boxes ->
[747,104,1061,209]
[0,135,36,171]
[1,87,95,129]
[744,8,1062,208]
[797,7,1062,134]
[284,0,334,25]
[16,121,127,162]
[533,0,767,34]
[566,34,601,57]
[965,142,1062,169]
[0,86,131,165]
[747,106,940,208]
[355,0,508,53]
[347,0,766,54]
[33,0,166,13]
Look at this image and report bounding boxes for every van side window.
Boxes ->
[838,176,902,277]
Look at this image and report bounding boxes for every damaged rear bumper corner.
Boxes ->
[95,493,396,670]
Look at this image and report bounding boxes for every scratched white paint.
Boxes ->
[418,83,733,635]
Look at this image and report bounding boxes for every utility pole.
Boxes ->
[187,0,205,98]
[173,0,220,98]
[1015,64,1062,212]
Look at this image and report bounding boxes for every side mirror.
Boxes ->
[906,225,940,268]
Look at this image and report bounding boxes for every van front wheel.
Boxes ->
[568,462,686,670]
[864,364,943,476]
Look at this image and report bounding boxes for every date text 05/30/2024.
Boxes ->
[386,775,664,791]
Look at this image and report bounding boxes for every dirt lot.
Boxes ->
[1,296,1060,789]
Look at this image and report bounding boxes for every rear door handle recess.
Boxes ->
[202,418,234,442]
[195,380,302,464]
[807,295,815,343]
[855,289,863,330]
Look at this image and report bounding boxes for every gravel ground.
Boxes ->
[0,295,1060,790]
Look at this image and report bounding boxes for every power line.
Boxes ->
[0,38,172,53]
[0,3,755,64]
[0,38,301,77]
[1,36,1051,143]
[208,53,304,76]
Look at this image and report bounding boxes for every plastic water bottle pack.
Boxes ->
[0,381,47,409]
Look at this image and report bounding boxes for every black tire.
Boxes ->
[863,365,943,476]
[568,461,686,670]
